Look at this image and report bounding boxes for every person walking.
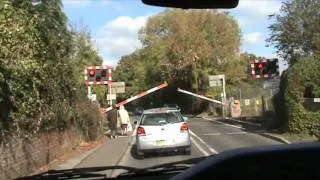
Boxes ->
[118,105,130,136]
[108,104,118,139]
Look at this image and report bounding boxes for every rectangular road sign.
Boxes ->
[209,74,225,87]
[314,98,320,103]
[107,94,117,100]
[111,82,125,93]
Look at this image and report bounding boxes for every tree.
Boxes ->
[267,0,320,65]
[115,9,242,111]
[139,10,241,93]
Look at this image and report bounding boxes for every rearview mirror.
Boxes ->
[141,0,239,9]
[183,117,188,121]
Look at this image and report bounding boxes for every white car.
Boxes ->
[134,108,191,158]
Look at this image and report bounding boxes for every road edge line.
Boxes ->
[259,133,291,144]
[190,136,210,156]
[189,130,218,154]
[202,117,290,144]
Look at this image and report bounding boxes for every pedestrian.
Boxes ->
[108,104,118,139]
[118,105,130,136]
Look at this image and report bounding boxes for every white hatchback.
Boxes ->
[134,108,191,158]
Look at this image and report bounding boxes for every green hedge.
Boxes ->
[281,57,320,135]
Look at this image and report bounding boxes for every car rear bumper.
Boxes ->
[138,145,190,154]
[136,135,191,152]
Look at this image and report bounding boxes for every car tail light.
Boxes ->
[180,123,189,133]
[137,127,146,136]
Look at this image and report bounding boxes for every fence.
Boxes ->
[227,87,276,119]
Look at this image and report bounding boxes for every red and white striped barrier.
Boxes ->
[177,88,228,105]
[100,82,168,113]
[84,66,112,86]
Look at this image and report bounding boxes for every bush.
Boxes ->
[75,100,104,142]
[277,57,320,135]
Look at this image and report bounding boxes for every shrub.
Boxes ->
[75,100,104,142]
[278,57,320,135]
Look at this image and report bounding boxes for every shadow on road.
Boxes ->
[130,144,187,160]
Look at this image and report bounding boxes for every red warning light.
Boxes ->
[258,63,263,69]
[89,70,95,76]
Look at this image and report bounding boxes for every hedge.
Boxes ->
[281,57,320,135]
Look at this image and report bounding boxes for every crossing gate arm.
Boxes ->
[177,88,227,105]
[101,82,168,113]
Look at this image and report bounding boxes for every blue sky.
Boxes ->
[62,0,288,72]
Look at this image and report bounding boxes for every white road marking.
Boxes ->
[202,117,244,130]
[203,133,221,136]
[189,130,218,154]
[190,136,210,157]
[226,132,247,135]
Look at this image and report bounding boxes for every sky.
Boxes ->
[62,0,288,72]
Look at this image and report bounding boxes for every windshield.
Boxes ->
[141,112,184,125]
[1,0,319,179]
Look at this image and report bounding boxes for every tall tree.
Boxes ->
[267,0,320,65]
[115,9,242,111]
[139,9,241,92]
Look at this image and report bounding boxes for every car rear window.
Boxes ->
[141,112,183,126]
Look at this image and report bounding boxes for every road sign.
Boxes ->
[111,82,125,93]
[88,94,97,101]
[314,98,320,103]
[209,74,226,101]
[244,99,250,106]
[107,94,116,100]
[209,74,225,87]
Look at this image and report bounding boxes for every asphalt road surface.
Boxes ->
[74,116,281,177]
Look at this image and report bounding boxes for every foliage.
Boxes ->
[267,0,320,65]
[114,9,244,111]
[0,0,104,143]
[75,99,104,142]
[279,57,320,135]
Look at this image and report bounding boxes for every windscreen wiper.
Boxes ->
[15,166,139,180]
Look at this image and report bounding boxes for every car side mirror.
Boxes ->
[134,121,137,125]
[183,117,188,121]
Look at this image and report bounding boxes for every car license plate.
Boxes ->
[155,140,166,146]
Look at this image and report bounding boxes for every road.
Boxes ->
[74,116,281,177]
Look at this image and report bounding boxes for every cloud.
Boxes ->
[243,32,263,46]
[235,16,254,28]
[62,0,92,8]
[230,1,282,30]
[94,15,150,65]
[101,0,112,6]
[235,1,282,17]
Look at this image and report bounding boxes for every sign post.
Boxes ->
[209,74,227,117]
[209,74,226,99]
